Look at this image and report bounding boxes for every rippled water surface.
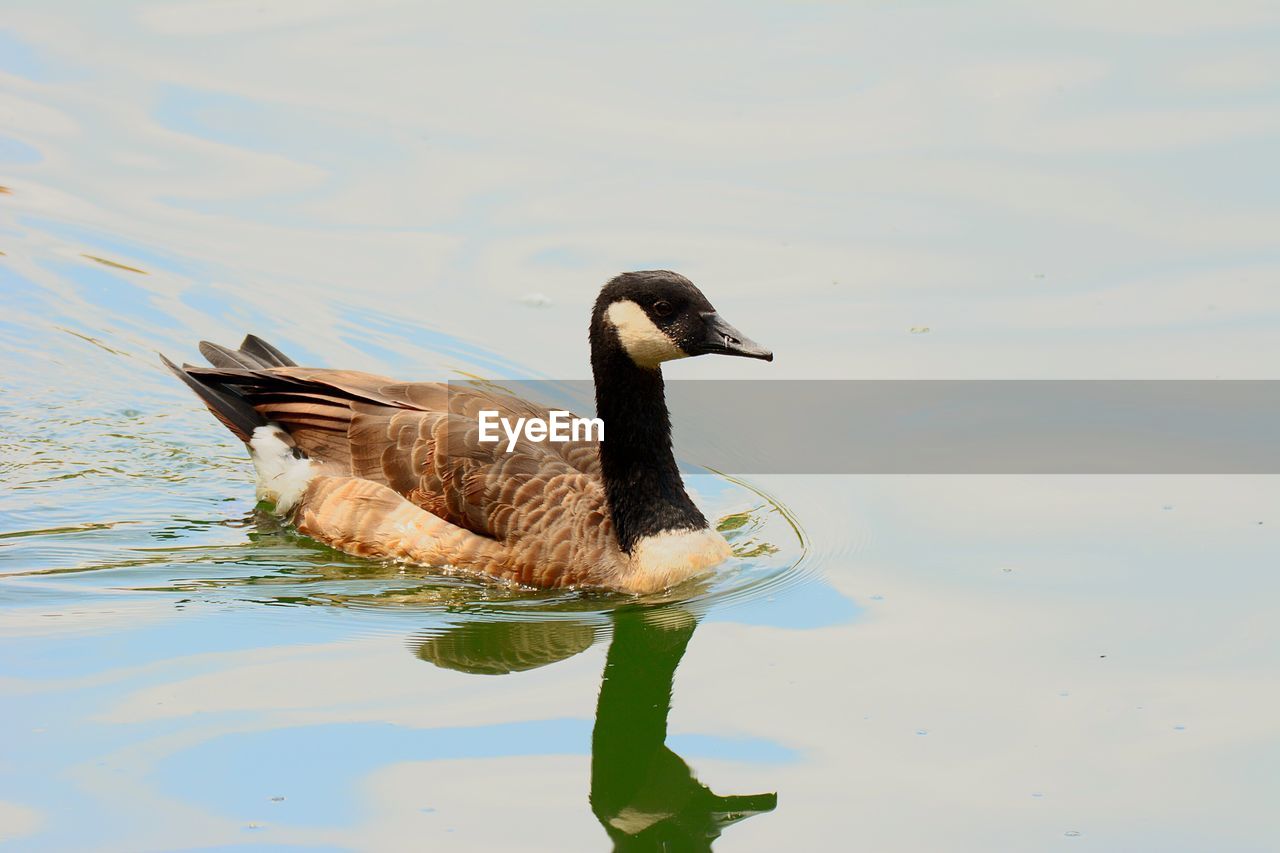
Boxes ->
[3,4,1280,851]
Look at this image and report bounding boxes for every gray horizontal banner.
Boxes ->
[447,380,1280,474]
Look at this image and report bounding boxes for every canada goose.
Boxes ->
[162,270,772,594]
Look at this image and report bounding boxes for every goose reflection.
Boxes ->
[414,606,777,850]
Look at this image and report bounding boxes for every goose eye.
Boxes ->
[652,300,673,319]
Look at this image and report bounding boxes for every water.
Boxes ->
[2,4,1279,851]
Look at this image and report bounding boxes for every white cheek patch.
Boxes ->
[606,300,687,368]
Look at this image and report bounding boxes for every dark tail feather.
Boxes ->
[239,334,297,367]
[199,341,262,370]
[198,335,298,371]
[160,353,266,443]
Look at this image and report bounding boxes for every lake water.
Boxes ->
[2,3,1279,851]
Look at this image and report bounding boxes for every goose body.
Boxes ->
[163,271,772,594]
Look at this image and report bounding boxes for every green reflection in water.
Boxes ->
[416,608,777,850]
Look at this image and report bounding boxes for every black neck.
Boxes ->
[591,344,707,554]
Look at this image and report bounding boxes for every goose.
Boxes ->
[162,270,772,594]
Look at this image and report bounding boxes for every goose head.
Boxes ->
[590,271,773,370]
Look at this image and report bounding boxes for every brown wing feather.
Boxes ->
[185,367,606,546]
[296,473,624,588]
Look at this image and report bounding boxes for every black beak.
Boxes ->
[693,312,773,362]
